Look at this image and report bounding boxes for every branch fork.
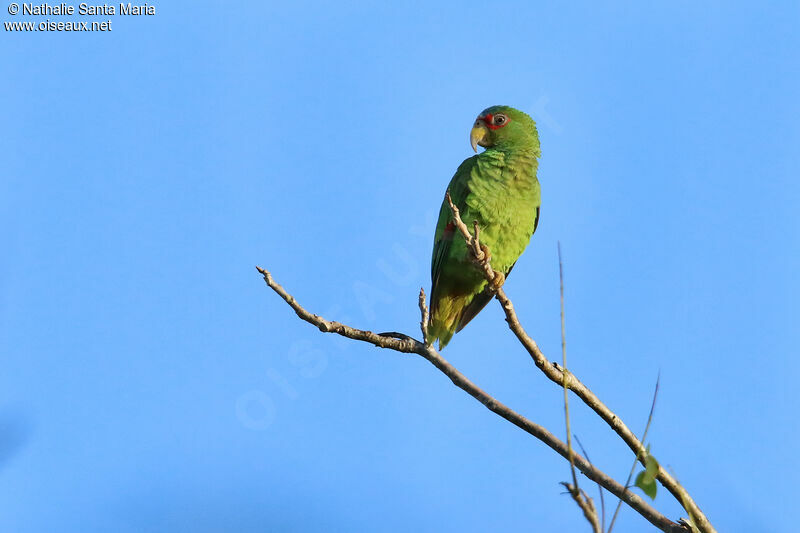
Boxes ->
[254,191,715,533]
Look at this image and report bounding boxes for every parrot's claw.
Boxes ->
[479,243,492,262]
[489,270,505,290]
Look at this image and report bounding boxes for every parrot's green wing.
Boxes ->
[429,156,476,313]
[454,206,538,332]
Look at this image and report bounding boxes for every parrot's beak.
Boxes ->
[470,122,490,153]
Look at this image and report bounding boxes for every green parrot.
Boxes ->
[426,105,541,349]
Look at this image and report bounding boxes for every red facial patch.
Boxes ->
[479,112,510,130]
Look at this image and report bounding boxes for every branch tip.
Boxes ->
[418,288,430,343]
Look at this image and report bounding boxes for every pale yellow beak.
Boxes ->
[470,123,490,153]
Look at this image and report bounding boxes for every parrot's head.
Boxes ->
[470,105,540,155]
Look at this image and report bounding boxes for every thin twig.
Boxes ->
[419,288,429,343]
[445,191,492,279]
[562,482,603,533]
[608,374,660,533]
[558,243,600,532]
[559,242,578,489]
[576,435,606,532]
[442,193,715,533]
[256,265,687,533]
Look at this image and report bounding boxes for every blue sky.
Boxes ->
[1,1,798,531]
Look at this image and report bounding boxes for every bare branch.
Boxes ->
[442,194,716,533]
[256,266,418,353]
[256,265,688,533]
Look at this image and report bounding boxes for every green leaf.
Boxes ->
[635,470,657,499]
[634,451,660,500]
[644,453,659,479]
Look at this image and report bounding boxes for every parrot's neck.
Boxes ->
[487,133,541,157]
[482,146,539,174]
[484,140,539,158]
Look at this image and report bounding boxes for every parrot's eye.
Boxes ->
[494,114,508,126]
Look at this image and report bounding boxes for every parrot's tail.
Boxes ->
[425,293,473,350]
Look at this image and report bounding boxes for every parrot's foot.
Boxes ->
[489,270,505,290]
[479,243,492,262]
